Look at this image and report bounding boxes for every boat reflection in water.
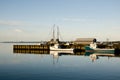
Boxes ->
[13,49,120,62]
[50,51,74,58]
[50,51,74,64]
[13,49,75,64]
[85,52,115,62]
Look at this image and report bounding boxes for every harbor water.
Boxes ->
[0,43,120,80]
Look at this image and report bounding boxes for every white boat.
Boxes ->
[85,42,115,54]
[49,25,74,51]
[50,43,74,51]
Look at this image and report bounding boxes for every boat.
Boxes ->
[49,25,74,51]
[50,43,74,51]
[85,42,115,54]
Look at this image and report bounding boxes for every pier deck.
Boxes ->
[13,45,49,50]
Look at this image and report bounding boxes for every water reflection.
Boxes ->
[14,49,49,54]
[13,49,84,56]
[13,49,120,62]
[50,51,74,58]
[50,51,74,64]
[85,52,117,62]
[13,49,87,64]
[89,53,114,62]
[1,44,120,80]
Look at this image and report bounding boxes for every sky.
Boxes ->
[0,0,120,41]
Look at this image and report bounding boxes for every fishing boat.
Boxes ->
[85,42,115,54]
[49,25,74,51]
[50,43,74,51]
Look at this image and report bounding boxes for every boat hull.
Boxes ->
[50,43,74,51]
[50,47,74,51]
[85,46,115,54]
[50,47,73,51]
[94,49,114,53]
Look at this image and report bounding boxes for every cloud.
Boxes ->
[62,18,93,22]
[0,20,26,26]
[14,29,23,33]
[63,18,82,22]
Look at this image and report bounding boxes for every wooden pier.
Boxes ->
[13,43,120,55]
[14,49,49,54]
[13,45,49,50]
[13,44,86,50]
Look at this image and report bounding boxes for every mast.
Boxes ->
[51,24,60,42]
[53,24,55,41]
[57,26,59,40]
[56,26,60,43]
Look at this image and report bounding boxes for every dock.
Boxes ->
[13,45,49,50]
[13,41,120,55]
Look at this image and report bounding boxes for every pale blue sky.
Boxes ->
[0,0,120,41]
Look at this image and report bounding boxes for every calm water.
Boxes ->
[0,43,120,80]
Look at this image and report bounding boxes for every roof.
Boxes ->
[75,38,96,42]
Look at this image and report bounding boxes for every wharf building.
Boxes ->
[73,38,97,45]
